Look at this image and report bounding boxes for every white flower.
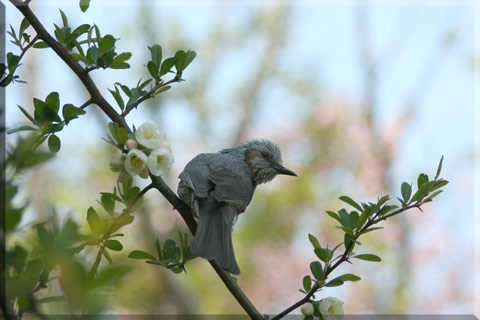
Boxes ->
[109,152,125,172]
[301,303,314,316]
[135,121,166,149]
[147,147,174,176]
[319,297,344,320]
[124,149,147,176]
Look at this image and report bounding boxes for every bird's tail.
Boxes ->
[190,200,240,275]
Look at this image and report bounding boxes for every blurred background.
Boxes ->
[4,0,478,317]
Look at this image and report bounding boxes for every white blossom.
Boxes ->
[147,147,174,176]
[124,149,147,176]
[109,152,125,172]
[301,303,314,316]
[135,121,166,149]
[319,297,344,320]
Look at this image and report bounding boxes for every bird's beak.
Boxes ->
[273,165,297,177]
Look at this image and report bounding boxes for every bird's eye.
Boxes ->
[261,151,269,158]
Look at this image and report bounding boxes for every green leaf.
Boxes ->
[163,239,176,260]
[70,52,90,64]
[7,125,38,134]
[79,0,91,12]
[116,127,128,145]
[87,207,104,236]
[302,275,312,292]
[110,213,134,233]
[325,278,344,287]
[160,57,176,76]
[435,156,444,180]
[147,61,159,80]
[45,92,60,113]
[110,52,131,69]
[103,249,112,264]
[331,273,361,282]
[99,35,115,56]
[423,190,443,202]
[411,180,433,203]
[36,224,51,247]
[309,261,323,280]
[100,193,115,216]
[109,86,125,110]
[17,105,36,123]
[62,104,86,123]
[417,174,429,189]
[47,134,61,152]
[353,254,381,262]
[314,248,333,263]
[401,182,412,203]
[154,85,171,96]
[308,233,320,249]
[338,209,352,228]
[183,49,196,69]
[19,18,30,35]
[34,98,61,122]
[174,50,187,72]
[59,9,69,27]
[72,24,90,38]
[37,296,66,304]
[339,195,363,211]
[326,210,342,224]
[86,46,99,64]
[128,250,156,260]
[431,179,449,191]
[105,240,123,251]
[149,44,162,67]
[33,41,49,49]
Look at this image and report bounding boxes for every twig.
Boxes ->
[121,76,182,117]
[271,202,423,320]
[0,34,39,86]
[88,183,154,279]
[79,98,93,110]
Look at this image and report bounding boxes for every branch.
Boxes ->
[121,76,182,117]
[10,2,129,130]
[271,202,423,320]
[11,3,263,318]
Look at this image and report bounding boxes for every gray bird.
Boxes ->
[177,139,296,275]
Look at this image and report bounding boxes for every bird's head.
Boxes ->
[242,139,297,185]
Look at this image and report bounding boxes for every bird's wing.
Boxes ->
[208,166,253,212]
[178,162,213,198]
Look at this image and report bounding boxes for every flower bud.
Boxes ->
[301,303,314,316]
[125,139,138,150]
[109,153,125,172]
[139,168,149,179]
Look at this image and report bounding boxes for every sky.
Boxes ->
[3,0,479,316]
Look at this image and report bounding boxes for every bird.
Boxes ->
[177,139,297,275]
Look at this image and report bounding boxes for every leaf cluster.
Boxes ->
[128,233,196,274]
[300,157,448,304]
